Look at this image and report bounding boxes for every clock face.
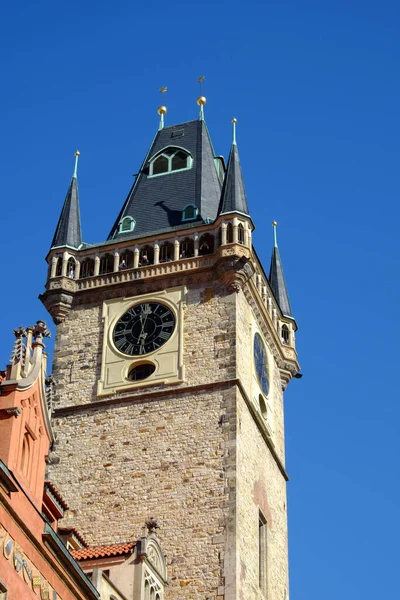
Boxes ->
[113,302,175,356]
[253,332,269,396]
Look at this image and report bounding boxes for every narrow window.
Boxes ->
[281,325,290,345]
[259,511,268,596]
[238,223,245,244]
[55,257,63,277]
[67,257,76,279]
[226,222,233,244]
[21,433,30,477]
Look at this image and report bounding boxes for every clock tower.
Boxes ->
[41,100,300,600]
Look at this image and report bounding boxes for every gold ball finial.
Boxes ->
[75,150,80,156]
[157,106,167,115]
[272,220,278,226]
[197,96,207,106]
[232,118,237,123]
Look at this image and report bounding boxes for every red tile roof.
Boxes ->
[44,480,69,510]
[71,542,135,560]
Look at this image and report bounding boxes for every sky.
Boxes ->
[1,1,399,598]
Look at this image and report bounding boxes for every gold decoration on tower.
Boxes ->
[158,87,168,129]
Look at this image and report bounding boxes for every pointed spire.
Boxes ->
[218,119,249,216]
[269,222,293,317]
[50,151,82,249]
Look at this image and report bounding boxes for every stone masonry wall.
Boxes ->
[236,390,289,600]
[50,387,235,600]
[52,282,236,408]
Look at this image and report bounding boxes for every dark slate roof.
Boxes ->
[51,176,82,249]
[269,246,293,317]
[218,142,249,216]
[108,120,222,240]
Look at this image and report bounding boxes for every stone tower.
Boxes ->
[41,102,300,600]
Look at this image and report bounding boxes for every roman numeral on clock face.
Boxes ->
[159,330,171,340]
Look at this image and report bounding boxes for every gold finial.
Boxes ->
[197,76,206,119]
[75,150,80,157]
[158,86,168,129]
[272,220,278,226]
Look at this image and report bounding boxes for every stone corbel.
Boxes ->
[216,255,255,293]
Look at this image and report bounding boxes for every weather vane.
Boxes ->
[157,86,168,130]
[197,76,206,120]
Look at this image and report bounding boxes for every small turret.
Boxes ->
[50,151,82,249]
[269,221,293,318]
[219,119,250,217]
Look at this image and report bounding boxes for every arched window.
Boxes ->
[119,250,134,270]
[80,258,94,279]
[180,237,194,258]
[226,222,233,244]
[159,242,174,263]
[149,147,192,177]
[99,254,114,275]
[281,324,290,345]
[199,233,214,256]
[139,245,154,266]
[182,204,198,222]
[238,223,245,244]
[118,216,136,234]
[55,257,63,277]
[67,257,76,278]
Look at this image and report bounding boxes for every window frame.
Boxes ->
[259,511,268,596]
[148,147,193,178]
[118,216,136,234]
[181,204,198,222]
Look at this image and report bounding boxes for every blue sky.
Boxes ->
[1,1,399,598]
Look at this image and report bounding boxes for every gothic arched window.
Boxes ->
[160,242,174,263]
[238,223,245,244]
[281,324,290,345]
[99,253,114,275]
[180,237,194,258]
[139,245,154,266]
[226,222,233,244]
[149,148,192,177]
[80,258,94,279]
[67,257,76,278]
[199,233,214,255]
[55,257,63,277]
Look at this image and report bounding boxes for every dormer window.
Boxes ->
[149,147,192,177]
[182,204,198,222]
[119,216,136,234]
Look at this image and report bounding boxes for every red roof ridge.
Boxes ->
[71,541,136,561]
[44,480,69,510]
